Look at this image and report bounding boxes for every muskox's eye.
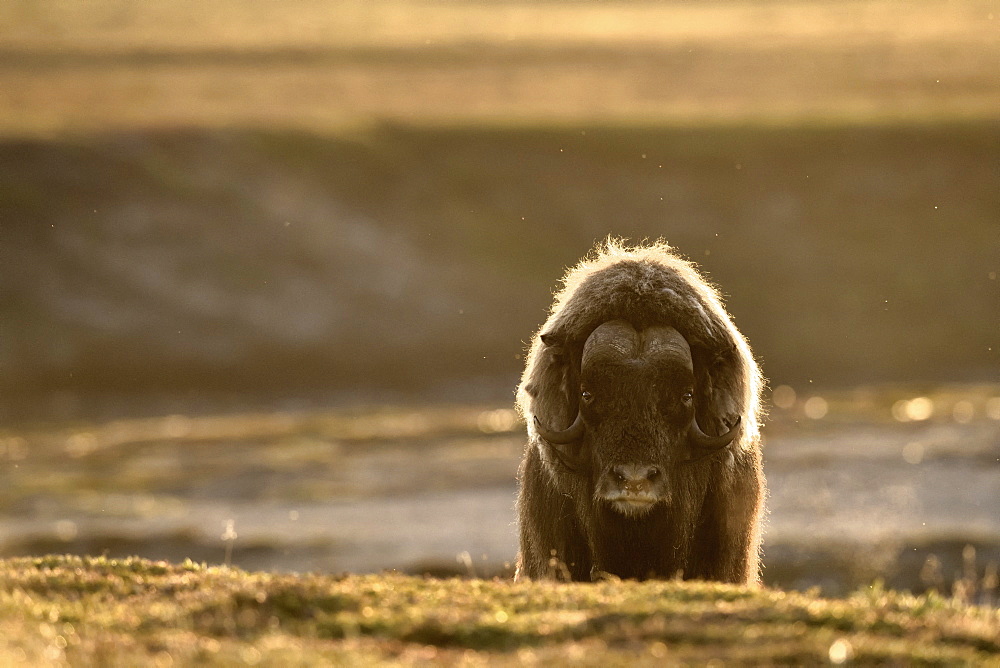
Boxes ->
[581,390,593,403]
[681,390,694,404]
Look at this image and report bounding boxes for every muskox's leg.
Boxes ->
[515,446,592,581]
[688,446,765,585]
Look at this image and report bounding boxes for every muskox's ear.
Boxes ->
[539,330,566,350]
[524,329,580,457]
[692,347,742,436]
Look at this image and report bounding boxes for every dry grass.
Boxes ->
[1,555,999,666]
[0,0,997,135]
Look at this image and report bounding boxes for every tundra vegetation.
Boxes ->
[2,555,1000,666]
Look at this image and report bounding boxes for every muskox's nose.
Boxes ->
[612,464,662,495]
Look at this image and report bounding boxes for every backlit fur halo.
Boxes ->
[517,237,763,464]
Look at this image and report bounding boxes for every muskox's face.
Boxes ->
[580,321,695,516]
[534,320,740,518]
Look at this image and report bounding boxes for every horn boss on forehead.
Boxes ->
[515,240,765,585]
[581,321,693,369]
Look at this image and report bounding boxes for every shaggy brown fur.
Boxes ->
[515,239,766,583]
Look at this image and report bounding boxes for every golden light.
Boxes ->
[54,520,78,542]
[902,441,925,465]
[771,385,797,409]
[828,638,854,665]
[477,408,518,433]
[892,397,935,422]
[803,396,828,420]
[951,400,975,423]
[65,432,98,458]
[905,397,934,421]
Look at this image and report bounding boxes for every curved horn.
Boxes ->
[689,415,741,450]
[534,412,585,445]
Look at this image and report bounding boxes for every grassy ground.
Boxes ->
[2,554,999,666]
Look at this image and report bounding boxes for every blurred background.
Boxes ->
[1,0,998,599]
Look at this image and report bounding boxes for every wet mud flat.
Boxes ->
[2,394,998,599]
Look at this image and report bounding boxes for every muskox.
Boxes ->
[515,240,765,584]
